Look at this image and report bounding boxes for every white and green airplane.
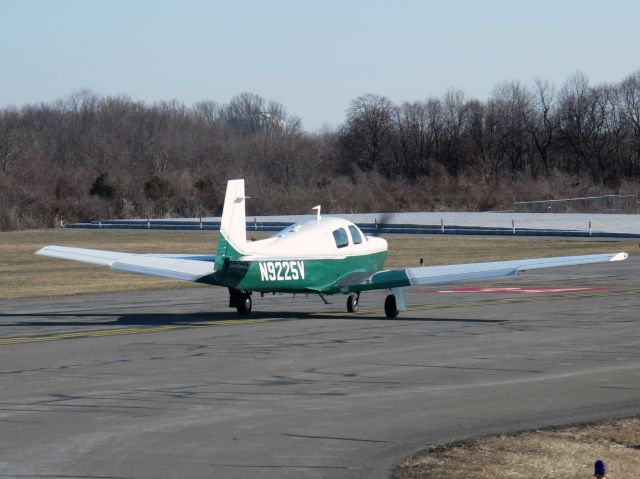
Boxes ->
[37,179,629,318]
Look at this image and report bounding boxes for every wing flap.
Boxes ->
[111,256,215,282]
[36,245,216,283]
[350,252,629,291]
[35,245,130,266]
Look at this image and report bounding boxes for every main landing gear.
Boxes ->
[384,294,399,319]
[231,289,404,319]
[346,293,359,313]
[346,292,401,318]
[229,288,252,315]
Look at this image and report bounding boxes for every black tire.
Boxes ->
[384,294,398,319]
[347,294,359,313]
[237,294,252,315]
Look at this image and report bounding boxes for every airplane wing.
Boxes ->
[35,246,218,284]
[344,252,629,292]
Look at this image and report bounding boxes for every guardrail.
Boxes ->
[65,219,640,238]
[514,192,640,214]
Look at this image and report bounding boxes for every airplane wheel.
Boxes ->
[347,294,359,313]
[237,294,252,315]
[384,294,398,319]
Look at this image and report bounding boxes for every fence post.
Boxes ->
[619,193,621,213]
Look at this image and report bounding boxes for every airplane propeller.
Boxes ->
[370,212,392,236]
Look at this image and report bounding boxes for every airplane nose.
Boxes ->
[370,236,388,250]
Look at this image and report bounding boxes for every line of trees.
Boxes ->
[1,70,640,230]
[340,72,640,183]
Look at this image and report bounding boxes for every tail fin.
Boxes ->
[215,179,247,264]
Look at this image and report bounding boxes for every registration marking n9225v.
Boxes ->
[259,261,305,282]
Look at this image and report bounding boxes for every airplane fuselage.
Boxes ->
[212,251,388,294]
[208,216,388,294]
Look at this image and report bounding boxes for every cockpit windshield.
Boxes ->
[332,228,349,248]
[273,221,307,238]
[348,225,363,244]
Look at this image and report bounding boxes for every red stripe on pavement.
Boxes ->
[414,287,608,294]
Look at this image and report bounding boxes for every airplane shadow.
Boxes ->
[0,310,504,328]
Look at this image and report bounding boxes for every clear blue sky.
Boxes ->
[1,0,639,131]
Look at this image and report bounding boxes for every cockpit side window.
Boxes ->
[348,225,362,245]
[332,228,349,249]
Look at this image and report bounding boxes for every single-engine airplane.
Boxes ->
[37,179,629,318]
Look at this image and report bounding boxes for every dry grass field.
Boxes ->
[0,228,636,300]
[396,418,640,479]
[0,229,213,300]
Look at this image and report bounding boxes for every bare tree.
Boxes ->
[339,94,396,175]
[395,100,442,177]
[225,92,266,134]
[466,99,502,178]
[0,107,23,174]
[491,80,534,174]
[621,70,640,176]
[193,100,222,129]
[526,79,559,174]
[440,89,469,175]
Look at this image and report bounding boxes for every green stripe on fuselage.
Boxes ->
[214,251,387,294]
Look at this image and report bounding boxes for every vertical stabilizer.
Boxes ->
[216,179,247,262]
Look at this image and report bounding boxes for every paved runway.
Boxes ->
[1,256,639,478]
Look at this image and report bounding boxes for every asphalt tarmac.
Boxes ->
[1,256,639,479]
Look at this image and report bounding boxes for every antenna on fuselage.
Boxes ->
[312,205,321,224]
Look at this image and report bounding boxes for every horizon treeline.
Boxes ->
[1,69,640,230]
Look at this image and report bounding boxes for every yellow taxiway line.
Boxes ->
[1,289,634,346]
[0,318,286,346]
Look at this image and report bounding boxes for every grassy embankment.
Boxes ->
[0,228,635,300]
[396,418,640,479]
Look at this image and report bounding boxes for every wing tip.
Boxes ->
[35,245,54,256]
[611,252,629,262]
